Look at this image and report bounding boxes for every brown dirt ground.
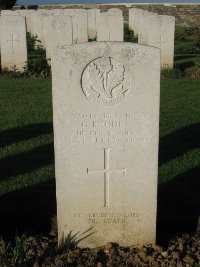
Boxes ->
[0,232,199,267]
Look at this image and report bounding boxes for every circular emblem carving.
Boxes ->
[81,57,130,106]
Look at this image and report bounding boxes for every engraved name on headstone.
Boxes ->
[52,42,160,247]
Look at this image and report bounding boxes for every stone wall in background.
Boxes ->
[29,4,200,28]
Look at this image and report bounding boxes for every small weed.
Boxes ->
[0,237,11,267]
[0,235,27,267]
[1,66,24,78]
[88,37,97,42]
[0,33,51,78]
[26,33,51,78]
[124,23,138,43]
[11,235,27,267]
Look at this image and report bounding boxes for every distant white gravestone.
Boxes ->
[97,13,123,41]
[133,9,175,68]
[63,9,88,43]
[0,15,27,71]
[43,14,73,59]
[87,9,100,40]
[157,15,175,68]
[107,8,123,16]
[138,11,158,45]
[52,42,160,247]
[129,8,143,37]
[146,15,175,68]
[31,10,53,47]
[1,10,36,34]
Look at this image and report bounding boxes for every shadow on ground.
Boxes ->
[0,143,54,181]
[157,165,200,245]
[0,179,56,240]
[0,123,199,244]
[157,123,200,244]
[0,123,54,181]
[0,123,56,240]
[159,123,200,166]
[174,54,200,71]
[0,123,53,148]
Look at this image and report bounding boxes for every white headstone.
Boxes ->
[0,10,21,48]
[0,10,15,16]
[129,8,143,37]
[87,9,100,40]
[107,8,123,16]
[18,10,35,33]
[97,14,123,41]
[1,10,35,34]
[51,9,64,16]
[128,8,135,31]
[130,10,175,68]
[157,15,175,68]
[31,10,53,47]
[52,42,160,248]
[0,15,27,71]
[43,14,72,59]
[146,14,160,48]
[63,9,88,43]
[138,11,158,46]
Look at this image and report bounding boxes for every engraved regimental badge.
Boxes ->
[81,57,130,106]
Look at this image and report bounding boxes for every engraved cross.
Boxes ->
[7,34,19,54]
[87,148,126,208]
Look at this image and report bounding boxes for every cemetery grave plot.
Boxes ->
[51,42,160,247]
[124,22,200,78]
[0,6,199,266]
[0,75,199,266]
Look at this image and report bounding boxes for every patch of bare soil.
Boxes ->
[0,232,199,267]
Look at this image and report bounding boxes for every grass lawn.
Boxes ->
[0,77,199,239]
[174,26,200,72]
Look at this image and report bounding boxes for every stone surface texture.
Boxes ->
[128,8,143,36]
[130,9,175,68]
[0,15,27,71]
[31,10,53,47]
[18,10,35,33]
[43,14,72,59]
[63,9,88,43]
[1,10,34,33]
[97,13,123,41]
[138,11,158,46]
[52,42,160,248]
[107,8,123,16]
[87,9,100,40]
[158,15,175,68]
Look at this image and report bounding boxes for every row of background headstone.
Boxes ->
[0,8,123,71]
[0,7,175,71]
[129,8,175,68]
